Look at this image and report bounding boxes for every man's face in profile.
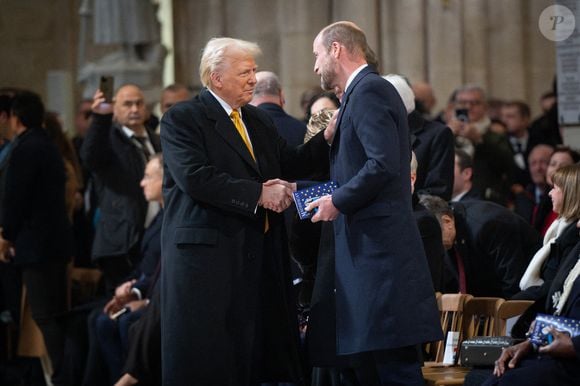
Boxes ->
[313,36,337,91]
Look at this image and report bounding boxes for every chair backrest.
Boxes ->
[461,297,505,339]
[429,293,473,362]
[495,300,534,336]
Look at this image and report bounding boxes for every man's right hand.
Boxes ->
[259,181,293,213]
[92,89,113,115]
[493,340,533,377]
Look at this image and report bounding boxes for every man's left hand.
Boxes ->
[306,195,339,222]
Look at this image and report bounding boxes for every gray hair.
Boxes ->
[419,194,454,222]
[454,84,486,102]
[199,37,262,88]
[254,71,281,97]
[410,151,418,174]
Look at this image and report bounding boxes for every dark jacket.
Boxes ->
[80,114,160,259]
[257,102,307,147]
[447,201,541,297]
[1,128,72,264]
[408,110,455,200]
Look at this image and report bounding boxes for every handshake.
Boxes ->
[258,179,296,213]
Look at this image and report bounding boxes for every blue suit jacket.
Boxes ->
[329,66,442,354]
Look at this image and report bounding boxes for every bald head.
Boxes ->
[113,84,146,133]
[250,71,283,107]
[412,81,436,114]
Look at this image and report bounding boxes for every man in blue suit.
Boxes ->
[307,21,442,385]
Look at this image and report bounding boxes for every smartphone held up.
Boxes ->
[99,75,114,103]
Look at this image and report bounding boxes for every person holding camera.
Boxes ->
[447,85,515,206]
[81,83,161,294]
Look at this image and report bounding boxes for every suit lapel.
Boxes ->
[201,90,261,175]
[332,66,376,153]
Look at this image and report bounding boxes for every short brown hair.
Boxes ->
[551,164,580,221]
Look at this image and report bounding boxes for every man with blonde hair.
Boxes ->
[160,37,330,385]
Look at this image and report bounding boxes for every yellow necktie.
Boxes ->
[230,110,255,161]
[230,110,269,233]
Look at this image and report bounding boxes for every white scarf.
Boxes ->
[554,257,580,315]
[519,218,571,290]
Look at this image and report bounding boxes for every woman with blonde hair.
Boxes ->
[516,164,580,302]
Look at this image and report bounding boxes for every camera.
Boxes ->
[455,108,469,123]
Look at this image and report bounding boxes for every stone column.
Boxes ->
[426,0,464,112]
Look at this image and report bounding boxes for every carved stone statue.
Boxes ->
[78,0,165,100]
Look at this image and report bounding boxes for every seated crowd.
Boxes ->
[0,69,579,386]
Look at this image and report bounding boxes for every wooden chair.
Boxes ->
[495,300,534,336]
[423,297,505,386]
[461,297,505,339]
[424,293,473,366]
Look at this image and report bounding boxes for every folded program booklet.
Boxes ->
[529,313,580,347]
[292,181,338,220]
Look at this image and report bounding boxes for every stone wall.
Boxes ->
[0,0,557,122]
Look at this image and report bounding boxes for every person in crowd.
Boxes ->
[251,71,307,147]
[385,74,454,200]
[411,81,437,118]
[0,93,19,328]
[299,85,323,123]
[530,146,580,236]
[44,112,84,221]
[159,37,330,385]
[90,154,164,385]
[451,148,483,202]
[481,223,580,386]
[305,91,341,123]
[447,84,515,205]
[502,101,536,189]
[411,152,445,292]
[81,84,161,294]
[160,83,191,115]
[306,21,441,385]
[70,99,98,268]
[528,81,561,147]
[540,91,556,113]
[420,194,540,298]
[513,144,554,232]
[515,164,580,304]
[153,84,192,135]
[0,90,72,386]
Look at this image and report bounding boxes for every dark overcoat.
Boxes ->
[160,89,328,385]
[327,66,442,356]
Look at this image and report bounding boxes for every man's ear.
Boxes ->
[331,42,341,59]
[463,167,473,181]
[210,72,222,89]
[441,214,454,229]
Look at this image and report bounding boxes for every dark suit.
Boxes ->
[321,66,441,382]
[414,199,445,292]
[447,201,541,297]
[80,114,161,290]
[0,127,72,384]
[258,102,307,147]
[160,89,329,385]
[408,110,455,200]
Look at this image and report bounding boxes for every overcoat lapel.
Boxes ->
[201,90,261,175]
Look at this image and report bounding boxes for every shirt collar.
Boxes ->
[208,88,241,118]
[345,64,368,94]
